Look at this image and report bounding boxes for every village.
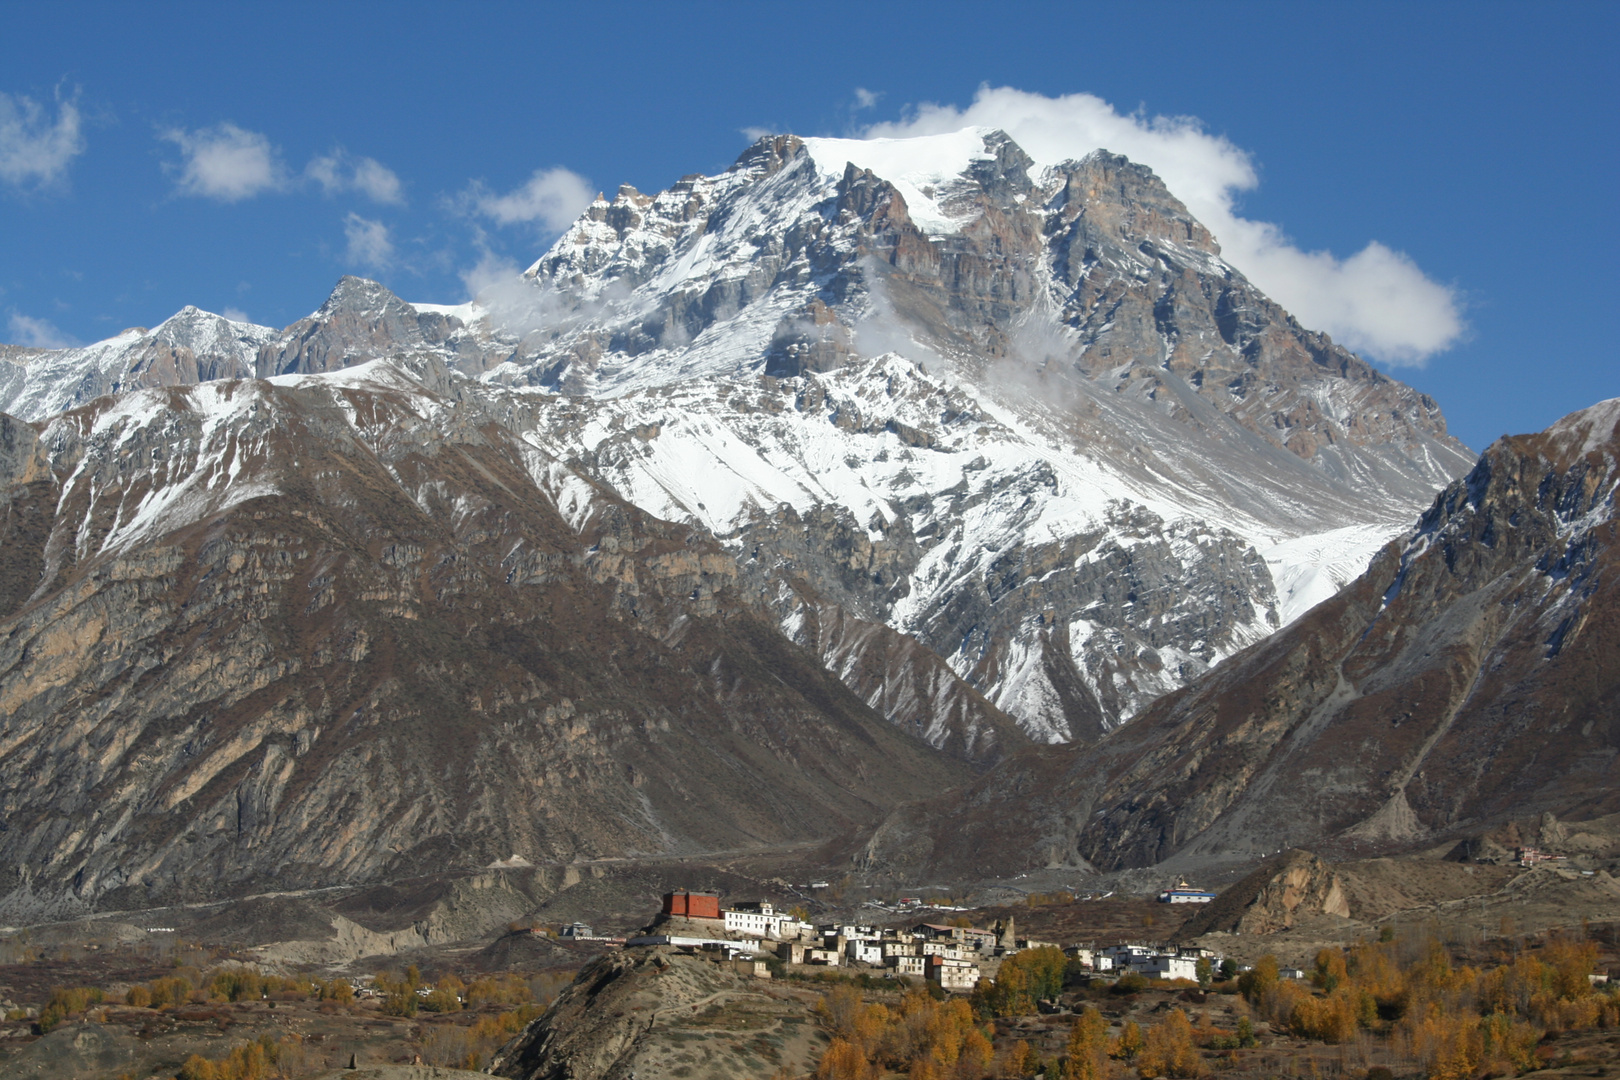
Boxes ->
[603,885,1266,993]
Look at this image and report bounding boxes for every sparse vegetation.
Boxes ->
[176,1033,307,1080]
[813,983,994,1079]
[804,926,1620,1079]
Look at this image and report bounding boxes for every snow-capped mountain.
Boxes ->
[0,306,274,421]
[481,130,1476,738]
[0,129,1477,746]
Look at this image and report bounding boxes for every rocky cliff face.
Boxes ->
[882,399,1619,878]
[255,276,495,378]
[0,359,975,922]
[488,947,829,1080]
[1178,850,1352,936]
[0,130,1474,750]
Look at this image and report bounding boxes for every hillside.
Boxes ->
[0,358,975,922]
[872,399,1619,879]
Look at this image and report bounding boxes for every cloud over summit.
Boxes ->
[865,86,1464,365]
[342,213,394,270]
[465,166,595,234]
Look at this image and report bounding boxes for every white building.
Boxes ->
[1157,879,1217,903]
[626,934,761,958]
[847,940,884,965]
[921,941,970,960]
[927,956,980,991]
[890,955,927,976]
[724,907,797,939]
[1101,945,1157,965]
[1137,955,1200,982]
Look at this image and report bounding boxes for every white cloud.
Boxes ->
[740,126,773,142]
[222,306,252,323]
[458,247,550,336]
[467,167,595,233]
[460,248,523,299]
[8,312,78,348]
[853,87,881,111]
[343,213,394,270]
[864,86,1464,365]
[0,91,85,189]
[161,123,285,202]
[307,150,405,205]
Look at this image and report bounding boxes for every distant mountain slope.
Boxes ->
[0,130,1475,745]
[871,399,1619,879]
[0,359,977,922]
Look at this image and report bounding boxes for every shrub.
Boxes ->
[37,986,105,1032]
[465,973,531,1007]
[1288,987,1358,1043]
[812,984,998,1079]
[998,1039,1036,1078]
[206,966,262,1003]
[1110,1019,1143,1062]
[420,975,464,1013]
[176,1033,304,1080]
[1313,948,1347,992]
[1112,972,1149,995]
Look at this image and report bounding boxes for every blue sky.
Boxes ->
[1,1,1614,452]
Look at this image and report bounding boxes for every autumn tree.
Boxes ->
[1136,1009,1200,1079]
[1063,1007,1110,1080]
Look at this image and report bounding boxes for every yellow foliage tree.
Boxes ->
[1063,1006,1110,1080]
[817,1037,872,1080]
[1136,1009,1201,1079]
[1110,1020,1143,1062]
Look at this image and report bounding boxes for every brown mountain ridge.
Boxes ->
[0,359,982,922]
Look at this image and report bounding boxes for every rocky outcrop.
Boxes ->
[488,947,827,1080]
[1071,398,1620,868]
[515,133,1470,509]
[0,308,272,421]
[499,130,1472,739]
[1179,850,1351,936]
[257,276,495,377]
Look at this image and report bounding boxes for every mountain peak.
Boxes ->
[1539,396,1620,465]
[730,133,807,177]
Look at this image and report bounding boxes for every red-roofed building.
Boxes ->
[662,891,722,920]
